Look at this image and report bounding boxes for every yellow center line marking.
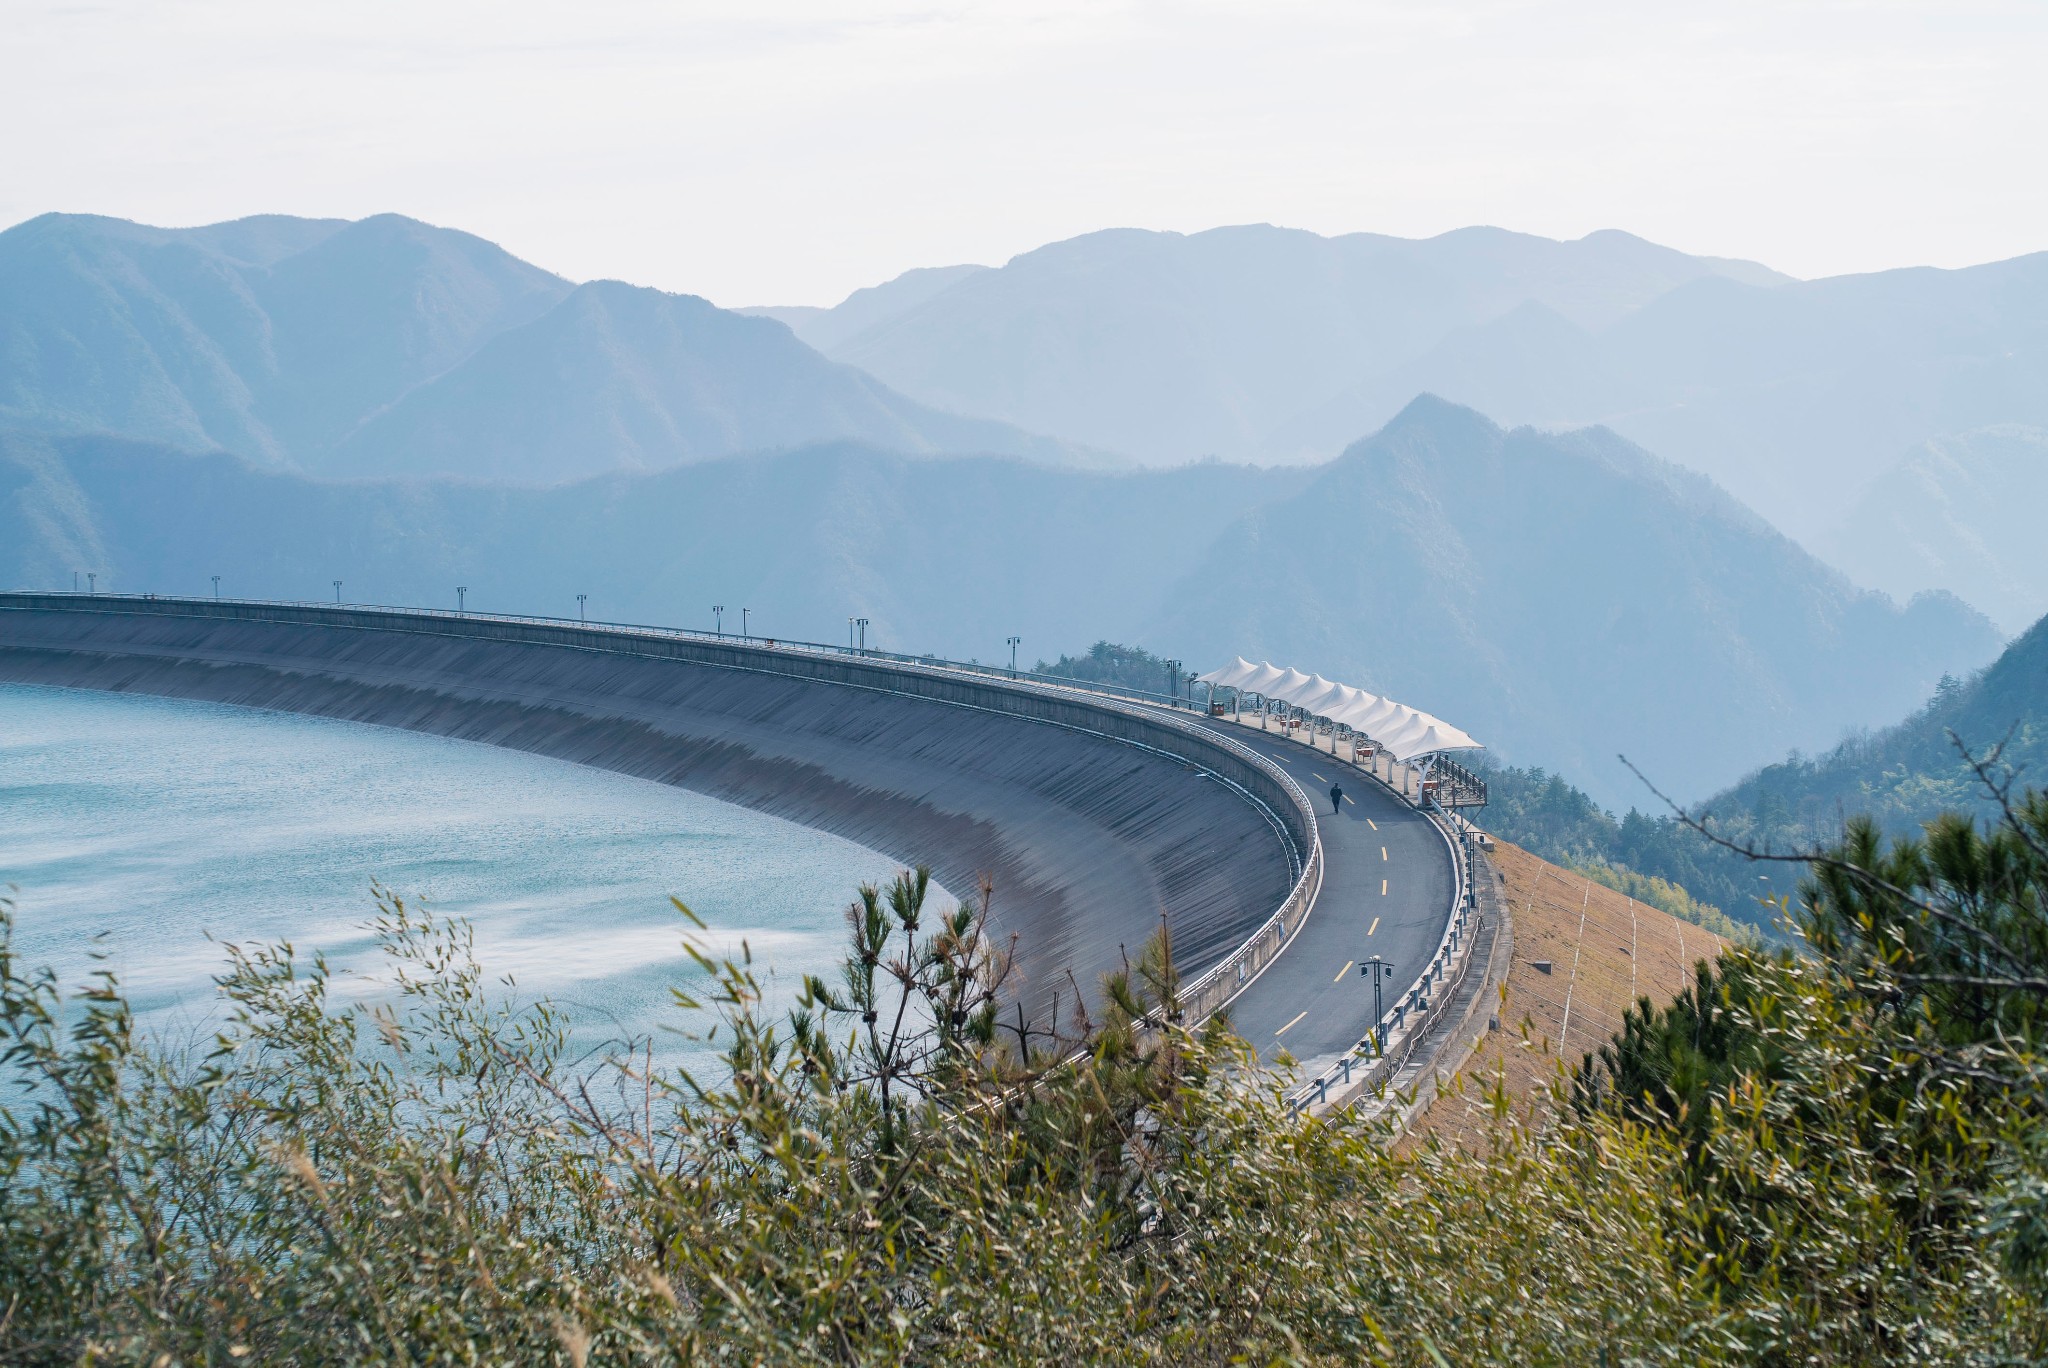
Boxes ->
[1312,772,1327,782]
[1334,959,1353,982]
[1343,793,1354,804]
[1276,1010,1308,1036]
[1381,879,1388,895]
[1367,916,1380,936]
[1367,817,1377,830]
[1382,846,1388,860]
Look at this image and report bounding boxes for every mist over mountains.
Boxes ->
[0,213,1102,481]
[4,207,2036,806]
[1821,426,2048,636]
[760,224,1785,469]
[764,224,2048,616]
[1,398,1999,806]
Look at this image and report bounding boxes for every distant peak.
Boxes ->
[1382,393,1503,438]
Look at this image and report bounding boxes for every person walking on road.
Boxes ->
[1329,781,1344,815]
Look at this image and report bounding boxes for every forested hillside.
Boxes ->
[1475,609,2047,932]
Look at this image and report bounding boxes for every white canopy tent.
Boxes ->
[1195,658,1482,763]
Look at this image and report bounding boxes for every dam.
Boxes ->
[0,594,1315,1025]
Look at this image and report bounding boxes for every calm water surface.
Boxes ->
[0,683,918,1072]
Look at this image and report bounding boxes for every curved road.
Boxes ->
[1195,720,1454,1082]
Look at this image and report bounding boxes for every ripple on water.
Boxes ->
[0,682,929,1075]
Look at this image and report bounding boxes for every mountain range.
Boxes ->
[757,224,2048,615]
[1820,426,2048,636]
[0,213,1104,481]
[1476,592,2048,933]
[753,224,1786,469]
[1,398,2000,807]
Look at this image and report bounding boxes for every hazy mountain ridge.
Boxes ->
[322,279,1108,481]
[2,396,1999,807]
[1820,425,2048,636]
[741,263,989,353]
[1135,398,2000,802]
[1461,603,2048,934]
[1704,608,2048,839]
[788,224,2045,615]
[0,213,1106,481]
[0,212,572,465]
[1282,252,2048,546]
[791,223,1789,465]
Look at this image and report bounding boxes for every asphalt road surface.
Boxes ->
[1194,719,1455,1082]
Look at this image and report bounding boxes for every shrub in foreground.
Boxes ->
[3,791,2046,1362]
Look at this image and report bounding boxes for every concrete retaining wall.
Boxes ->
[0,595,1304,1023]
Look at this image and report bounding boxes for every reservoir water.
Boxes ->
[0,682,921,1074]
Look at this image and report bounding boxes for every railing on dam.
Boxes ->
[0,591,1323,1025]
[1289,793,1479,1114]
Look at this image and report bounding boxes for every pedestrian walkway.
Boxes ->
[1194,718,1455,1082]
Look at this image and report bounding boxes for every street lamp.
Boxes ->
[456,586,467,614]
[1007,635,1022,678]
[332,579,341,604]
[87,572,96,595]
[577,593,587,622]
[1360,956,1396,1055]
[1166,658,1183,706]
[212,575,220,600]
[856,618,868,653]
[741,607,750,638]
[713,604,724,637]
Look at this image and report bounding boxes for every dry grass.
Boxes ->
[1405,841,1727,1148]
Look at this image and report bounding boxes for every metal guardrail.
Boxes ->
[1180,824,1324,1025]
[1,591,1322,1025]
[1287,771,1480,1112]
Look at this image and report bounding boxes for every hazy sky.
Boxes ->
[6,1,2044,306]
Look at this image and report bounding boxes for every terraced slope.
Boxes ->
[1405,841,1728,1145]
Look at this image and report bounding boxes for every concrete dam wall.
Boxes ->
[0,596,1308,1021]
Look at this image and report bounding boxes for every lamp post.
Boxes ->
[1007,635,1021,678]
[87,572,96,595]
[741,607,750,639]
[856,617,868,654]
[1361,956,1396,1055]
[577,593,587,622]
[713,604,724,637]
[1166,658,1182,707]
[212,575,220,600]
[848,617,855,650]
[456,585,467,615]
[332,579,341,604]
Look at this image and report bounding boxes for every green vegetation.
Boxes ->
[1711,613,2048,841]
[1031,640,1186,696]
[5,783,2048,1362]
[1478,761,1767,935]
[1481,611,2047,937]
